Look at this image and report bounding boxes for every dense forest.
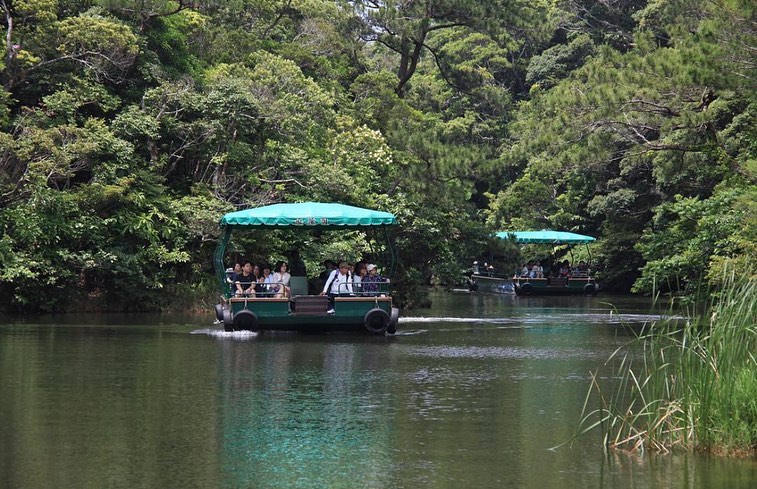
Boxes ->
[0,0,754,312]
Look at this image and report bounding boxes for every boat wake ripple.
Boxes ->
[408,345,603,361]
[390,329,428,336]
[400,313,682,325]
[400,317,518,324]
[192,328,258,339]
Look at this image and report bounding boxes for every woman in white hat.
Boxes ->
[362,264,389,296]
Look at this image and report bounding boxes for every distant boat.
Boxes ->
[466,266,515,295]
[496,230,600,296]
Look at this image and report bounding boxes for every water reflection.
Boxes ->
[0,324,222,489]
[216,339,397,488]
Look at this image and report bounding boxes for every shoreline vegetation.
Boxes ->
[575,270,756,458]
[1,3,755,316]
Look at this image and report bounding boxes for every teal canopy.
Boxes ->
[220,202,397,228]
[496,230,596,244]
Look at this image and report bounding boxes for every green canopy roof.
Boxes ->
[496,230,596,244]
[220,202,397,228]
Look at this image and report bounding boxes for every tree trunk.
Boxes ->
[395,31,427,96]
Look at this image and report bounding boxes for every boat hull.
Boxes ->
[469,274,515,294]
[512,276,598,296]
[218,295,398,334]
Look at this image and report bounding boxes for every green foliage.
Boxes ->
[0,171,190,311]
[526,34,595,89]
[557,0,646,50]
[143,10,206,76]
[0,0,755,312]
[56,9,140,82]
[0,87,10,126]
[0,189,83,308]
[42,77,122,123]
[349,70,411,130]
[634,182,756,294]
[352,0,536,94]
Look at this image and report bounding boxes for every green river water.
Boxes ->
[1,290,755,489]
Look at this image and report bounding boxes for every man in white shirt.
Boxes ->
[319,261,353,313]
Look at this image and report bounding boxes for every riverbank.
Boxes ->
[0,280,221,315]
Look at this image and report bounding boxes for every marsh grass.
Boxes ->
[574,271,756,456]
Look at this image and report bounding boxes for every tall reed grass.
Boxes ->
[576,271,756,456]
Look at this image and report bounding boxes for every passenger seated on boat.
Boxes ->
[520,264,529,277]
[320,261,353,312]
[533,261,544,278]
[353,262,367,295]
[257,263,276,297]
[362,264,389,296]
[235,261,258,296]
[559,260,571,277]
[226,262,242,284]
[571,260,589,278]
[249,263,262,292]
[273,261,291,298]
[572,260,590,277]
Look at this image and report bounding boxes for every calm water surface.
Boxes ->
[1,291,754,489]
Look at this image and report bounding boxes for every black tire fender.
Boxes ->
[387,307,399,334]
[233,309,259,331]
[215,303,224,322]
[520,282,533,295]
[584,283,596,296]
[364,308,390,335]
[223,308,234,332]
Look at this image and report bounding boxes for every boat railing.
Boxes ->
[229,280,393,299]
[511,275,596,288]
[513,271,595,280]
[334,281,391,296]
[570,270,591,278]
[472,270,508,279]
[232,281,289,298]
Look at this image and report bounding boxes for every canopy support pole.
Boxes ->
[214,226,233,297]
[385,226,398,278]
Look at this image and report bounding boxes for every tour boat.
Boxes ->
[465,267,515,295]
[213,202,400,334]
[499,230,600,296]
